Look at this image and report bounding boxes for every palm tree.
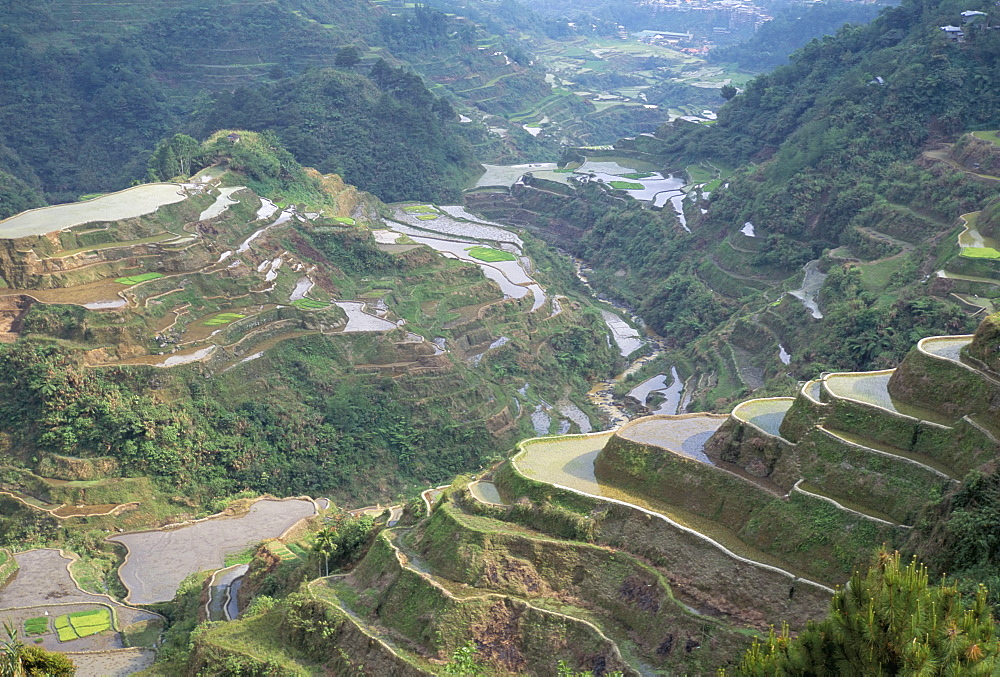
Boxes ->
[314,528,338,578]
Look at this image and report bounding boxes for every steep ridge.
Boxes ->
[0,131,619,508]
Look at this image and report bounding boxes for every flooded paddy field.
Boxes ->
[0,184,189,238]
[824,371,956,425]
[616,415,726,465]
[920,335,972,362]
[110,498,315,604]
[513,432,797,572]
[731,398,794,437]
[0,549,160,666]
[628,367,684,415]
[64,648,156,677]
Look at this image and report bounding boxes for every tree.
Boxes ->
[313,527,338,577]
[1,623,75,676]
[720,84,738,101]
[441,642,486,676]
[335,46,362,69]
[727,551,997,675]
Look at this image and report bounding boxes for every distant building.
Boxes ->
[940,25,965,40]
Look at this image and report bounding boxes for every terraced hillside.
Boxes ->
[295,320,1000,673]
[131,312,1000,674]
[0,130,619,510]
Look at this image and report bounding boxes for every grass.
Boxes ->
[609,181,644,190]
[403,205,437,214]
[620,172,654,179]
[960,247,1000,259]
[333,217,356,225]
[292,298,330,310]
[416,214,439,221]
[553,168,574,173]
[466,246,517,263]
[115,272,165,285]
[972,130,1000,145]
[24,617,49,636]
[204,313,246,326]
[224,545,258,567]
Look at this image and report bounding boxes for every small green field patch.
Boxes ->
[620,172,654,179]
[203,313,246,326]
[416,214,439,220]
[224,545,257,567]
[553,168,574,174]
[466,246,517,263]
[54,616,75,642]
[609,181,644,190]
[286,543,308,559]
[333,216,356,225]
[972,130,1000,145]
[292,298,330,310]
[403,205,437,214]
[960,247,1000,259]
[53,608,111,642]
[115,272,164,285]
[24,617,49,636]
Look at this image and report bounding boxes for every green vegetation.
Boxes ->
[415,214,439,220]
[203,313,246,326]
[224,545,258,567]
[53,608,112,641]
[466,246,517,263]
[608,180,643,190]
[403,205,437,214]
[961,247,1000,260]
[620,172,654,180]
[729,552,997,675]
[333,217,355,225]
[67,608,112,637]
[290,299,329,310]
[23,618,48,637]
[115,272,164,285]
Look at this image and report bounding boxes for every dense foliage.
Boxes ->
[0,338,491,503]
[199,65,478,203]
[730,551,997,675]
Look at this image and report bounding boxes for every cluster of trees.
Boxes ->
[729,551,997,674]
[0,336,494,504]
[708,1,884,71]
[198,64,479,203]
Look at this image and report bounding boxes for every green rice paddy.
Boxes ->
[620,172,654,179]
[24,616,49,636]
[203,313,246,326]
[609,181,644,190]
[334,217,356,225]
[403,205,437,214]
[416,214,439,220]
[115,272,165,285]
[54,608,111,641]
[972,130,1000,145]
[292,298,330,310]
[466,246,516,263]
[960,247,1000,259]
